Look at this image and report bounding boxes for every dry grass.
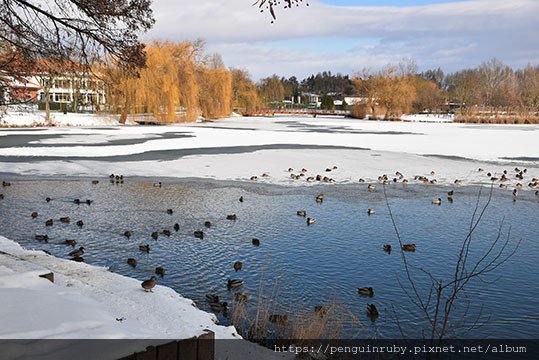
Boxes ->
[229,272,362,343]
[454,108,539,124]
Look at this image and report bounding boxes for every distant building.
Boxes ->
[1,59,106,111]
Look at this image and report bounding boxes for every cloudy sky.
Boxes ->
[146,0,539,80]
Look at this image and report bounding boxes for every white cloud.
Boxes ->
[146,0,539,79]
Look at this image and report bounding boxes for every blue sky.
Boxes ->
[148,0,539,80]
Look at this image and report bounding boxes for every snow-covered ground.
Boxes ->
[0,115,537,189]
[0,109,132,127]
[0,236,291,359]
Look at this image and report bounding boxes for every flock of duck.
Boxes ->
[0,164,537,327]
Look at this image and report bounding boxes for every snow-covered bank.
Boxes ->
[0,115,537,189]
[0,236,290,359]
[0,110,131,127]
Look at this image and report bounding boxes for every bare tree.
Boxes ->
[0,0,154,71]
[254,0,309,22]
[383,185,520,344]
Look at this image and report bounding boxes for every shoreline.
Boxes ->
[0,235,292,359]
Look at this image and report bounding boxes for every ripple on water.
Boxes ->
[0,179,537,338]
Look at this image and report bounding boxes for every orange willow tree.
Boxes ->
[197,66,233,119]
[105,40,240,122]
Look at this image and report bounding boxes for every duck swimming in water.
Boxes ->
[233,261,243,271]
[127,258,137,267]
[69,246,85,257]
[367,304,379,317]
[306,217,316,225]
[139,244,150,252]
[402,244,416,252]
[297,210,307,217]
[358,287,374,296]
[227,279,244,290]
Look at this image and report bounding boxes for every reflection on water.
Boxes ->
[0,179,537,338]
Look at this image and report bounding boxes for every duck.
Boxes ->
[402,244,416,252]
[210,302,228,313]
[206,294,219,303]
[239,196,244,203]
[194,230,204,239]
[306,176,314,182]
[325,168,332,172]
[367,304,379,317]
[31,212,38,218]
[166,209,173,214]
[383,244,392,253]
[124,230,132,238]
[139,244,150,252]
[301,168,308,173]
[35,234,48,241]
[74,199,81,205]
[368,184,376,192]
[454,179,462,185]
[268,314,288,326]
[155,267,165,277]
[358,287,374,296]
[204,221,212,228]
[358,178,365,183]
[60,217,70,223]
[306,217,316,225]
[2,181,11,187]
[227,279,244,290]
[432,198,442,205]
[173,223,180,231]
[316,175,322,181]
[64,239,77,246]
[297,210,307,217]
[478,168,484,172]
[109,174,115,179]
[512,189,518,197]
[69,246,85,257]
[162,229,171,237]
[252,238,260,246]
[91,180,99,185]
[315,194,324,202]
[233,261,243,271]
[250,176,258,181]
[45,197,52,202]
[367,209,376,215]
[287,167,294,172]
[314,305,328,316]
[447,190,454,196]
[402,179,409,185]
[141,276,157,292]
[45,219,54,226]
[151,231,159,240]
[85,199,93,206]
[234,293,248,302]
[262,172,269,177]
[226,214,237,220]
[127,258,137,267]
[76,220,84,227]
[153,182,162,187]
